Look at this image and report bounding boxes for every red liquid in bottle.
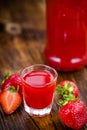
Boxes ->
[23,70,56,109]
[44,0,87,71]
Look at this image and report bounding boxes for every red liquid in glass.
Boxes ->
[44,0,87,71]
[23,70,56,109]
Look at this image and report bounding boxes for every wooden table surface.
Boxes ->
[0,0,87,130]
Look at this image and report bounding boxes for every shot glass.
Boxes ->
[21,64,58,117]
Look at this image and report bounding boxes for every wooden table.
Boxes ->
[0,1,87,130]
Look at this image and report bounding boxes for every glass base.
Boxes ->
[23,100,52,117]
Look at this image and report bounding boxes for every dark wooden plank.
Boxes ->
[0,104,39,130]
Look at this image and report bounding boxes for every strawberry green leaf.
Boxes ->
[56,83,79,106]
[7,86,17,92]
[2,71,12,84]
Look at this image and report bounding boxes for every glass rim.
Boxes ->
[20,64,58,88]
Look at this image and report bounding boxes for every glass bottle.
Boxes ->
[44,0,87,71]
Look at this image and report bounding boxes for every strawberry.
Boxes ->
[59,100,87,129]
[1,74,22,97]
[60,80,79,98]
[56,80,79,106]
[0,86,22,114]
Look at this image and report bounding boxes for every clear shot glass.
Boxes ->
[21,64,58,117]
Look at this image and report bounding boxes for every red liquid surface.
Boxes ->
[23,70,56,109]
[44,0,87,71]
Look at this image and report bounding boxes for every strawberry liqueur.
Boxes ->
[21,64,57,116]
[23,70,55,109]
